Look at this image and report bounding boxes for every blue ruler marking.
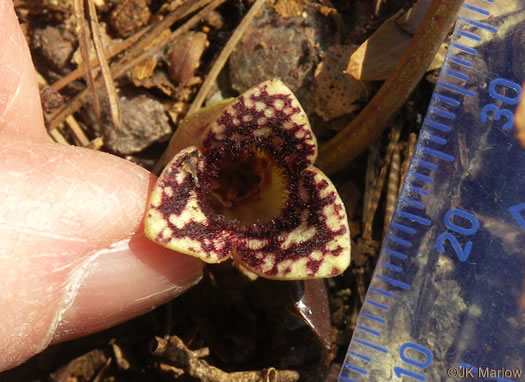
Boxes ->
[348,351,372,362]
[369,286,394,298]
[365,299,390,310]
[422,146,455,162]
[391,222,417,234]
[424,118,452,132]
[399,197,425,208]
[433,93,460,106]
[398,210,432,226]
[462,3,490,15]
[343,364,368,375]
[407,184,429,196]
[415,159,438,171]
[353,339,389,354]
[356,325,381,336]
[362,312,386,324]
[380,261,403,272]
[385,248,408,260]
[450,42,478,55]
[429,106,455,119]
[445,68,470,80]
[409,171,434,183]
[456,29,481,41]
[426,134,447,145]
[339,376,358,382]
[448,56,473,68]
[436,81,476,97]
[510,204,525,230]
[387,235,412,247]
[458,16,498,33]
[375,275,411,290]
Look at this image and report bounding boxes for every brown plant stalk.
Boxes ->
[154,0,266,173]
[73,0,101,121]
[187,0,267,115]
[85,0,121,130]
[316,0,462,175]
[51,27,149,91]
[46,0,221,132]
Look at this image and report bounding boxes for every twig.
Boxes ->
[316,0,462,175]
[114,0,211,72]
[187,0,267,114]
[110,340,131,370]
[151,336,299,381]
[46,0,219,132]
[73,0,101,121]
[48,128,69,144]
[86,137,104,150]
[374,0,386,17]
[66,115,90,146]
[151,0,265,173]
[92,358,112,382]
[51,28,149,91]
[399,132,417,194]
[362,128,400,241]
[383,144,400,238]
[114,0,224,84]
[37,72,92,146]
[53,349,108,382]
[85,0,121,130]
[362,145,379,230]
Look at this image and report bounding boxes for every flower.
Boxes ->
[145,79,350,279]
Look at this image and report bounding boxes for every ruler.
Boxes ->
[340,1,525,381]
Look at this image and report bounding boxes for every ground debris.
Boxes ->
[32,24,76,72]
[152,336,300,381]
[87,89,172,155]
[2,0,446,379]
[109,0,152,38]
[229,3,335,117]
[50,349,108,382]
[346,5,447,82]
[272,0,304,18]
[168,32,209,86]
[313,44,369,121]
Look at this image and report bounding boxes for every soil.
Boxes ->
[2,0,438,380]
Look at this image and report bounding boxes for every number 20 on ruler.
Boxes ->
[393,79,524,380]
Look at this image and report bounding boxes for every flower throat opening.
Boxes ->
[207,148,288,226]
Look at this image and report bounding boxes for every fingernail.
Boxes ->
[53,233,202,342]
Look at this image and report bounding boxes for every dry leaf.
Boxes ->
[346,10,447,81]
[168,32,208,85]
[314,44,368,121]
[272,0,304,18]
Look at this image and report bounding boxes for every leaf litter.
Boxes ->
[4,0,462,380]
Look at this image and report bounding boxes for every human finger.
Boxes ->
[0,138,202,371]
[0,0,47,142]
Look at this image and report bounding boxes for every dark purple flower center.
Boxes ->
[205,147,288,226]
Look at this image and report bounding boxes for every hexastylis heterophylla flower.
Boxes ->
[145,79,351,279]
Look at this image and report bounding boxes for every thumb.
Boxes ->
[0,137,202,371]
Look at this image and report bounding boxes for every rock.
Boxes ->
[109,0,151,38]
[32,25,75,71]
[93,89,172,155]
[229,5,336,116]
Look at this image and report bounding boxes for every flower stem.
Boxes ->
[316,0,462,175]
